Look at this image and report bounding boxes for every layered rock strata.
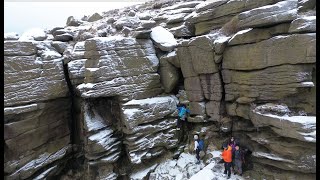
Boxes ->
[4,0,316,179]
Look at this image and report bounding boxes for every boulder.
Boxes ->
[4,41,37,56]
[51,41,69,54]
[150,26,178,52]
[237,0,298,29]
[82,100,122,162]
[192,14,234,36]
[67,59,86,85]
[247,130,315,160]
[288,16,316,33]
[18,28,47,41]
[66,16,82,26]
[140,20,156,29]
[189,0,281,24]
[251,151,315,173]
[188,35,219,74]
[162,1,202,11]
[4,41,69,107]
[53,33,73,42]
[114,16,141,30]
[4,98,71,179]
[78,36,162,100]
[170,22,195,37]
[166,13,189,24]
[177,44,198,78]
[120,96,178,163]
[195,0,229,13]
[88,12,103,22]
[298,0,316,12]
[161,50,180,68]
[250,104,316,143]
[159,55,180,93]
[4,32,19,41]
[228,23,290,46]
[128,10,136,17]
[137,11,153,20]
[132,29,152,39]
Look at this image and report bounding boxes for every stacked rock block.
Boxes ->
[151,0,316,179]
[220,0,316,179]
[4,0,316,179]
[4,41,72,179]
[68,36,180,179]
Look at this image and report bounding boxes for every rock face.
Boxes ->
[121,96,179,164]
[4,40,71,179]
[4,0,316,179]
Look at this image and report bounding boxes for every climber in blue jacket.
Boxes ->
[177,104,190,130]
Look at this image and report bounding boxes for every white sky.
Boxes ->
[4,1,148,34]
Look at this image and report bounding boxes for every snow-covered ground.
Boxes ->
[149,150,246,180]
[189,151,245,180]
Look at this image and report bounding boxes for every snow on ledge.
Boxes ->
[124,96,177,106]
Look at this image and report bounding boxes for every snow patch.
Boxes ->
[130,164,158,180]
[19,28,47,41]
[300,82,314,87]
[150,26,177,52]
[177,153,196,169]
[77,83,96,90]
[124,96,177,106]
[252,152,294,163]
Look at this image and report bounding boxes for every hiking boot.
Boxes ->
[227,175,231,179]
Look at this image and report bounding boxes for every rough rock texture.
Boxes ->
[222,64,314,101]
[223,33,316,70]
[289,15,316,33]
[4,0,316,179]
[237,0,298,29]
[251,104,316,143]
[74,36,162,100]
[159,54,180,93]
[121,96,179,164]
[4,40,71,179]
[4,41,69,107]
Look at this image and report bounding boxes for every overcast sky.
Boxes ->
[4,1,147,34]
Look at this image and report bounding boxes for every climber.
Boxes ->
[233,145,244,176]
[193,134,203,164]
[221,143,232,179]
[176,104,190,130]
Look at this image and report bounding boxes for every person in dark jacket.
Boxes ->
[228,136,237,170]
[234,145,244,176]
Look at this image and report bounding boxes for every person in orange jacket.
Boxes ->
[221,143,232,179]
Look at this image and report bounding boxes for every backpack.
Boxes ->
[198,139,204,151]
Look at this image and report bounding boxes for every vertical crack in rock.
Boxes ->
[62,60,78,147]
